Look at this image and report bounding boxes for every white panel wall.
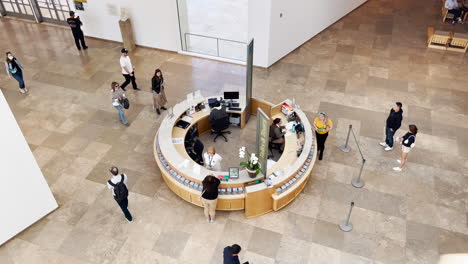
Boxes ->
[247,0,272,68]
[268,0,367,66]
[0,91,58,245]
[72,0,181,51]
[249,0,367,67]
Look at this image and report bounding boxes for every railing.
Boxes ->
[183,33,247,61]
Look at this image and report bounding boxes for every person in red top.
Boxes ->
[67,11,88,50]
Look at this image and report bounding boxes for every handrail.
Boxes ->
[183,32,247,60]
[184,32,247,45]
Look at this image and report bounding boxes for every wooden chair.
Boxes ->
[427,27,451,50]
[442,6,455,22]
[448,33,468,52]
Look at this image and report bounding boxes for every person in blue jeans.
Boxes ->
[111,81,129,126]
[380,102,403,151]
[4,51,28,94]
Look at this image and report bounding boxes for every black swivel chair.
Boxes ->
[210,115,231,142]
[268,137,283,159]
[187,138,204,165]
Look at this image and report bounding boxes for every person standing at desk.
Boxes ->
[203,146,223,171]
[314,112,333,160]
[270,118,286,151]
[201,175,220,223]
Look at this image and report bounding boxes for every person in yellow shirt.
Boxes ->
[313,112,333,160]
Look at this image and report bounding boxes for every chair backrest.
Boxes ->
[194,139,204,156]
[212,115,230,132]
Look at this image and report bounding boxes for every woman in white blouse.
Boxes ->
[203,146,223,171]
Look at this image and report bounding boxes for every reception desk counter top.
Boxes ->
[154,95,316,217]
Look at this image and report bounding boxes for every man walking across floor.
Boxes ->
[223,244,248,264]
[380,102,403,151]
[107,166,133,222]
[120,48,140,91]
[66,11,88,50]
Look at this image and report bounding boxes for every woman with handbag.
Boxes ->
[151,68,167,115]
[111,81,129,126]
[393,124,418,172]
[4,51,28,94]
[201,175,220,223]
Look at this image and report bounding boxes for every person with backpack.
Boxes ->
[107,166,132,222]
[111,81,130,126]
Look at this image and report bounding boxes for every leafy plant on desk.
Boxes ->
[239,146,260,174]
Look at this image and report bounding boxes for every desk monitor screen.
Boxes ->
[229,167,239,179]
[224,91,239,100]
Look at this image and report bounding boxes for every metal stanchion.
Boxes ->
[339,201,354,232]
[340,124,352,153]
[351,159,366,188]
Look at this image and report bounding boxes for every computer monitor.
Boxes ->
[224,91,239,100]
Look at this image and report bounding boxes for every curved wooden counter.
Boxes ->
[154,95,316,217]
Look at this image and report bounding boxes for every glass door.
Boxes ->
[36,0,70,25]
[0,0,36,20]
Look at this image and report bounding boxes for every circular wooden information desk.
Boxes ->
[154,94,316,218]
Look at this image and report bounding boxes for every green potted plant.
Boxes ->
[239,146,260,178]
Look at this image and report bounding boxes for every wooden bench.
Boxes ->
[447,32,468,52]
[427,27,451,50]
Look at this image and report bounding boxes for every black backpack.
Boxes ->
[108,174,128,201]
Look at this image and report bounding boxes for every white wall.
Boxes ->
[72,0,181,51]
[249,0,367,67]
[248,0,272,67]
[0,91,58,245]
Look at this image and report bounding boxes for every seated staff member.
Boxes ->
[314,112,333,160]
[269,118,286,151]
[445,0,463,23]
[203,146,223,171]
[201,175,220,223]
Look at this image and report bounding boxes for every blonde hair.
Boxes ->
[319,112,328,124]
[208,146,216,154]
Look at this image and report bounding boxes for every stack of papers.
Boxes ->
[182,116,193,122]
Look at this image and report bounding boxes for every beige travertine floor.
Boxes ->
[1,0,468,263]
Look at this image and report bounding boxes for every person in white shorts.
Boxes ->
[393,124,418,171]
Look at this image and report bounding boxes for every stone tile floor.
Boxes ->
[0,0,467,263]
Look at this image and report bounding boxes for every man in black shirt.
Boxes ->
[223,244,248,264]
[67,11,88,50]
[380,102,403,151]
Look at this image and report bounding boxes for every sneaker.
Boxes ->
[156,109,161,115]
[384,146,393,151]
[83,46,89,50]
[19,89,25,94]
[123,122,130,127]
[127,219,133,223]
[161,106,167,110]
[209,218,214,223]
[379,142,387,147]
[207,218,211,223]
[393,167,402,172]
[133,88,141,91]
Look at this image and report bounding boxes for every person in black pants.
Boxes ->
[119,48,140,91]
[379,102,403,152]
[313,112,333,160]
[107,167,133,222]
[67,11,88,50]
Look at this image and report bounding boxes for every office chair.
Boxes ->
[187,139,204,165]
[268,137,283,159]
[210,115,231,142]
